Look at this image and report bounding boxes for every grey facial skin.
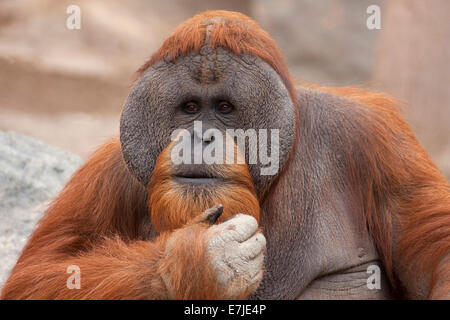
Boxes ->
[121,47,395,300]
[120,47,295,196]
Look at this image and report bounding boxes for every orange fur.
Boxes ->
[148,140,260,233]
[1,10,449,300]
[313,85,450,298]
[0,139,246,299]
[136,10,296,103]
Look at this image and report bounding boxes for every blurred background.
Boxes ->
[0,0,449,177]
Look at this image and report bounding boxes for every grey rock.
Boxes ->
[0,131,83,289]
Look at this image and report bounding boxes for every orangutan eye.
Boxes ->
[217,101,234,114]
[183,102,201,114]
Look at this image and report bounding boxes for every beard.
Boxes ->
[147,143,260,233]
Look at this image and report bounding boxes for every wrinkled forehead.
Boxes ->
[121,46,296,189]
[145,46,285,91]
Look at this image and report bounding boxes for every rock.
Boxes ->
[0,131,83,288]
